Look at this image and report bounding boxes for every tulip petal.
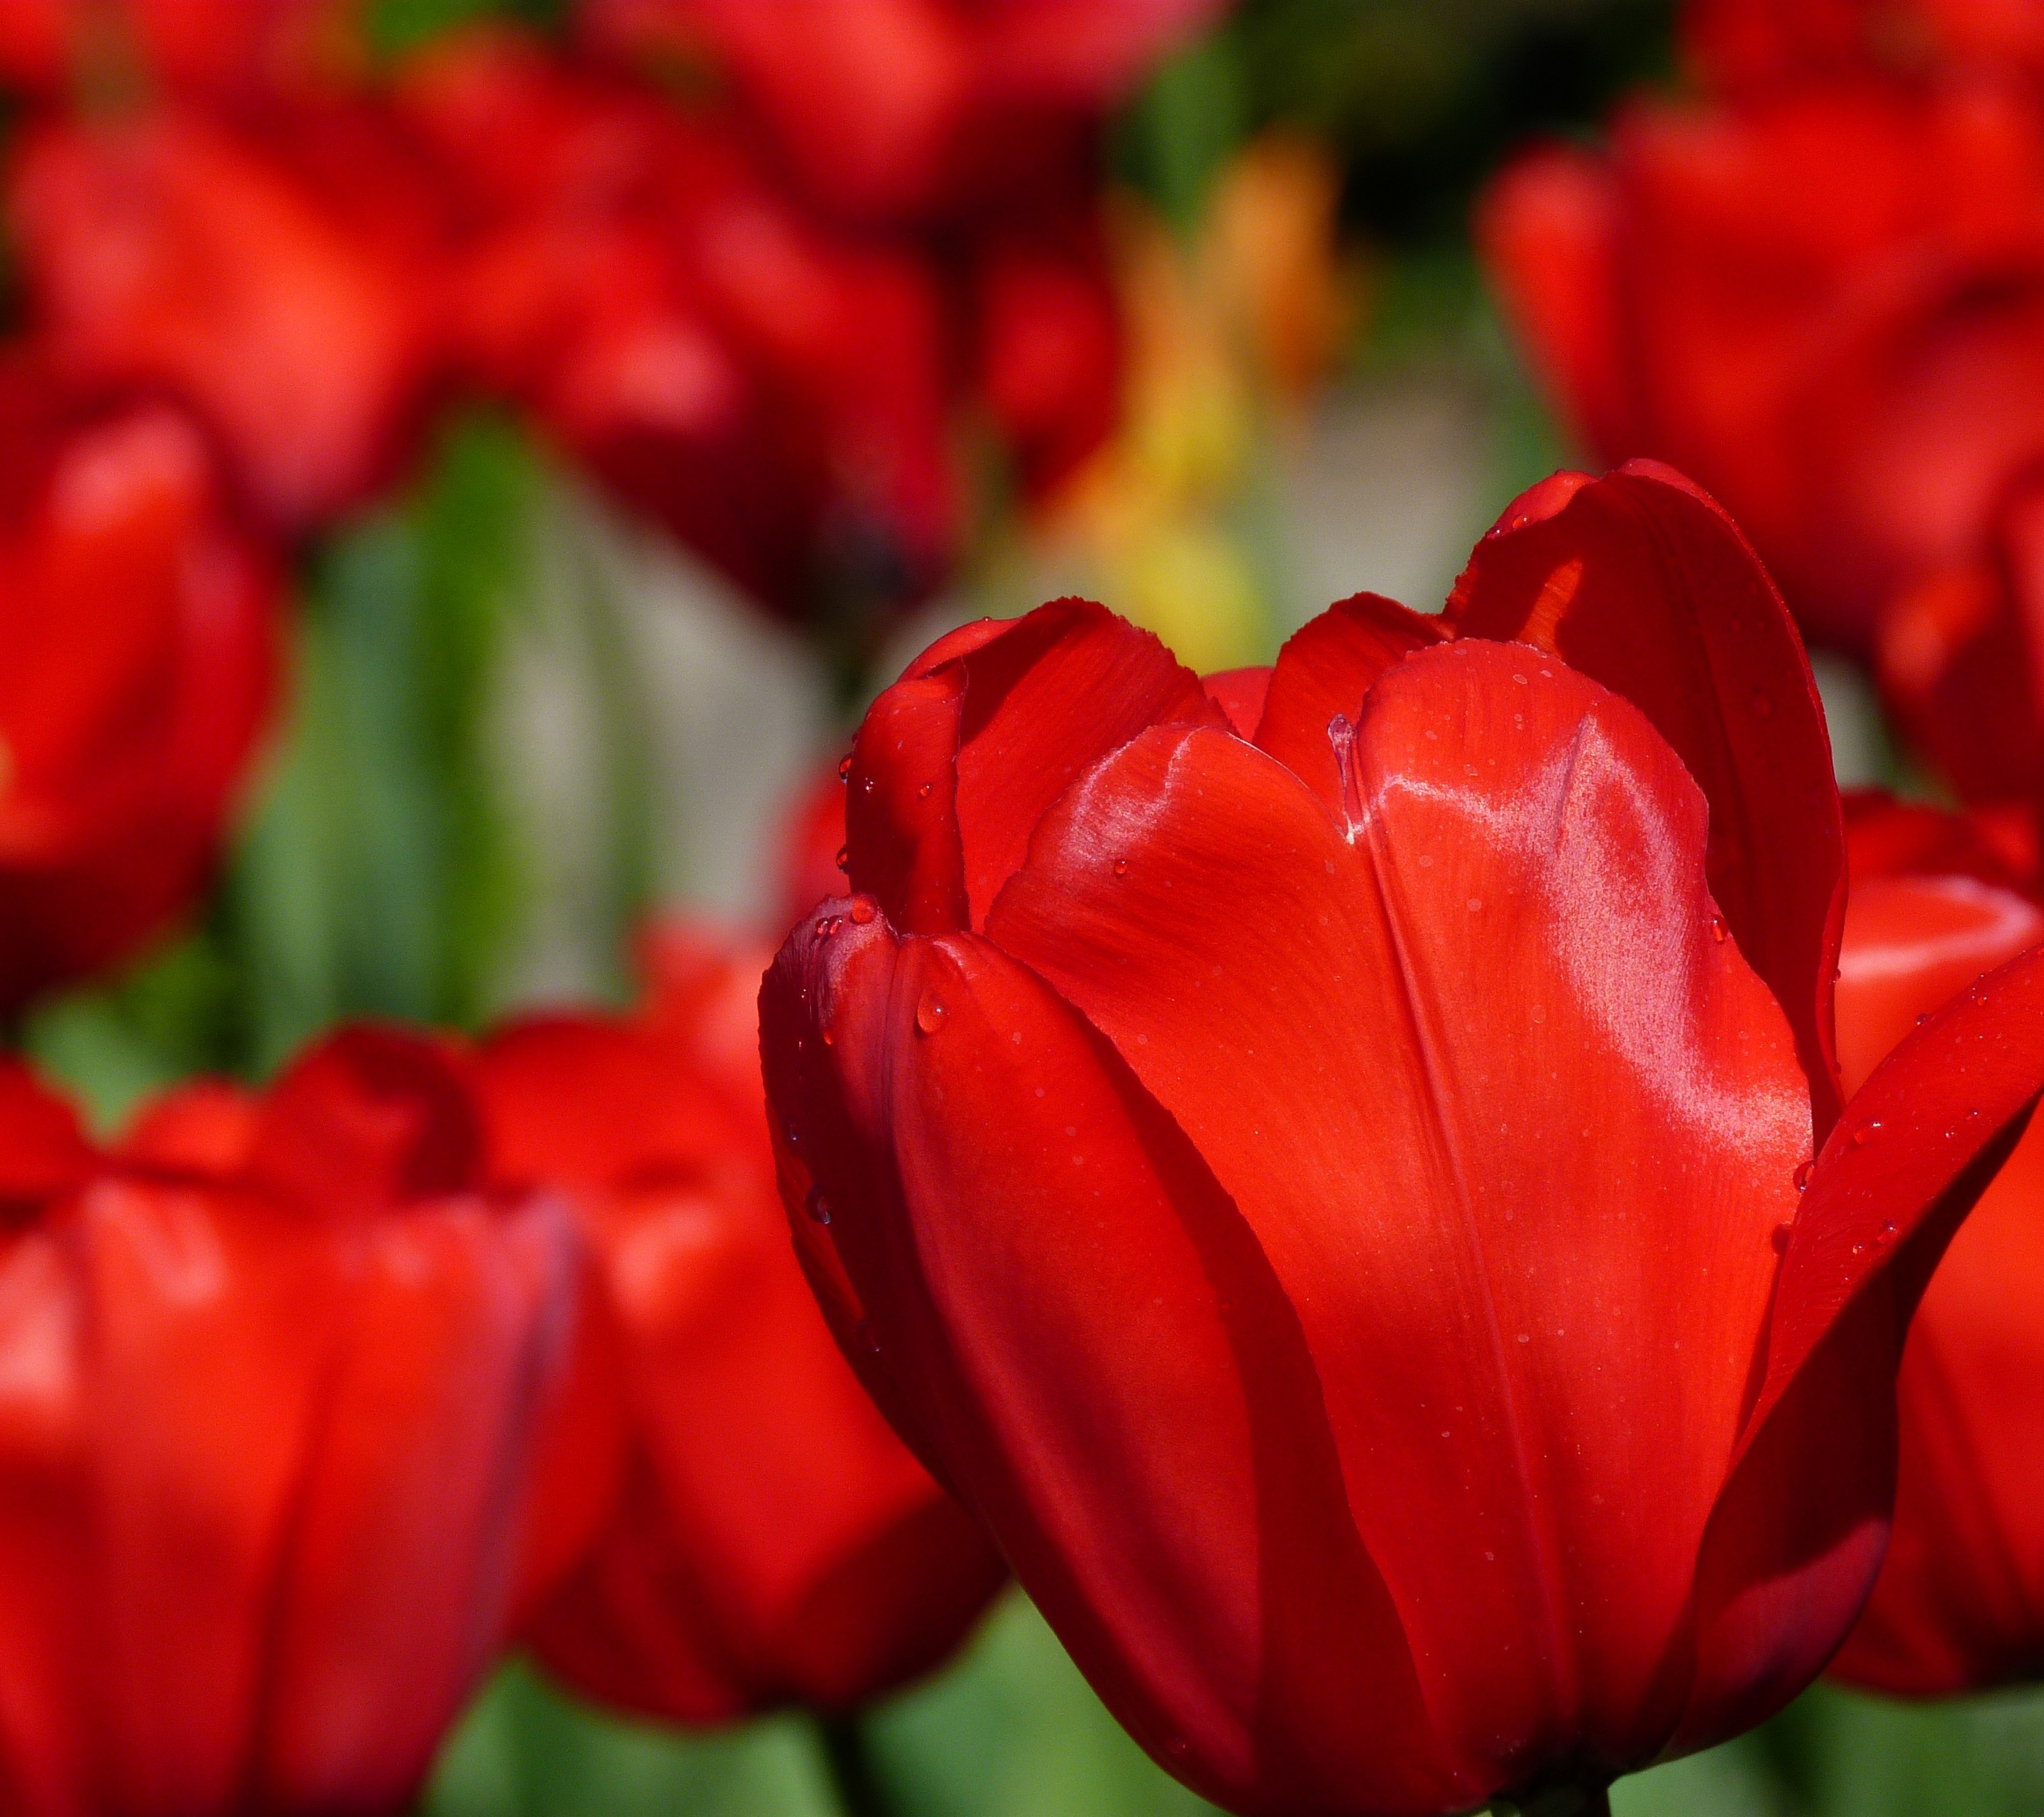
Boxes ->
[1744,942,2044,1443]
[258,1197,578,1810]
[988,642,1811,1782]
[1446,461,1847,1140]
[764,907,1463,1813]
[847,600,1217,935]
[79,1182,344,1815]
[1675,943,2044,1745]
[1253,591,1449,815]
[846,671,970,935]
[1201,664,1272,737]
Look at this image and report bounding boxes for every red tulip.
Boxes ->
[1820,793,2044,1694]
[476,926,1003,1723]
[0,1026,583,1815]
[393,28,957,620]
[759,463,2044,1814]
[1683,0,2044,93]
[9,105,441,533]
[0,359,277,1012]
[1479,75,2044,654]
[1874,468,2044,808]
[583,0,1226,227]
[969,209,1123,502]
[0,0,345,99]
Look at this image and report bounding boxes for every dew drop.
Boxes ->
[1709,911,1729,943]
[916,992,948,1035]
[835,845,850,872]
[1114,857,1130,877]
[849,898,876,925]
[1877,1220,1897,1244]
[1793,1159,1813,1191]
[813,917,830,936]
[804,1186,833,1225]
[837,753,852,781]
[1850,1119,1881,1148]
[918,781,933,799]
[820,1027,835,1047]
[1467,897,1483,913]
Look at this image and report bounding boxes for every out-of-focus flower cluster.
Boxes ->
[0,0,1237,1019]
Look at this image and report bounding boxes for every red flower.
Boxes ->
[1826,791,2044,1694]
[9,105,442,534]
[0,0,344,99]
[477,924,1003,1723]
[0,1027,583,1814]
[1683,0,2044,94]
[1874,467,2044,806]
[759,463,2044,1813]
[394,28,956,620]
[0,359,277,1012]
[584,0,1226,227]
[1479,75,2044,653]
[969,209,1123,502]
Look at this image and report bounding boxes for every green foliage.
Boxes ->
[363,0,564,57]
[427,1663,837,1817]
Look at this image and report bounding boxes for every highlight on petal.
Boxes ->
[1446,459,1847,1139]
[989,639,1809,1784]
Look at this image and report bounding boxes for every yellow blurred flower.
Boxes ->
[1031,130,1356,671]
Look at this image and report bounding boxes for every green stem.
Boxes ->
[818,1713,896,1817]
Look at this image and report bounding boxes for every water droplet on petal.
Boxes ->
[804,1186,832,1225]
[918,781,933,799]
[1709,911,1729,943]
[820,1026,835,1047]
[1113,857,1129,877]
[837,753,852,781]
[835,845,850,872]
[916,992,948,1035]
[1877,1221,1897,1244]
[849,898,876,925]
[1850,1119,1881,1148]
[1793,1160,1813,1191]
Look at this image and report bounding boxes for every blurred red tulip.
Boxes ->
[1684,0,2044,92]
[476,927,1003,1723]
[394,28,957,620]
[0,0,346,99]
[969,209,1123,501]
[0,361,277,1013]
[585,0,1226,227]
[1875,468,2044,806]
[0,1028,583,1815]
[1480,77,2044,653]
[9,105,441,533]
[1825,793,2044,1694]
[760,463,2044,1813]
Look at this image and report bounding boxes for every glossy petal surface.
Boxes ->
[989,642,1809,1782]
[1448,462,1846,1138]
